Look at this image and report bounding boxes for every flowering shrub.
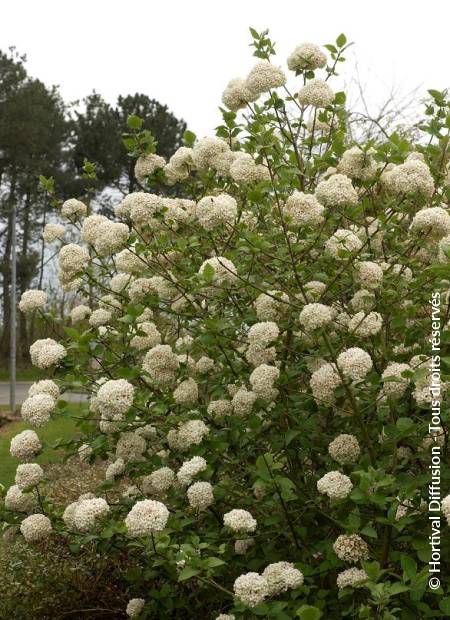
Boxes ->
[3,29,450,619]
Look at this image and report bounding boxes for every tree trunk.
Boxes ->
[0,168,17,364]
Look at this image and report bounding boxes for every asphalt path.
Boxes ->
[0,382,87,406]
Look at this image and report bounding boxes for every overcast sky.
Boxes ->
[1,0,448,136]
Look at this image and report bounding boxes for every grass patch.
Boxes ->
[0,367,44,381]
[0,404,82,488]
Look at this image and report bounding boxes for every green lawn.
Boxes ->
[0,406,81,488]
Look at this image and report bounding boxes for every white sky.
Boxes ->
[1,0,449,136]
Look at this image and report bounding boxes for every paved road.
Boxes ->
[0,382,87,406]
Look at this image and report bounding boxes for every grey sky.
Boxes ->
[1,0,448,135]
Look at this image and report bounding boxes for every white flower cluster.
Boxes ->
[142,467,174,496]
[142,344,180,386]
[199,256,238,286]
[168,419,209,451]
[105,458,126,481]
[125,499,170,536]
[287,42,326,71]
[336,567,368,589]
[177,456,207,486]
[231,387,257,417]
[187,481,214,510]
[10,430,42,461]
[135,153,166,183]
[254,290,289,321]
[354,261,383,289]
[381,362,411,399]
[283,191,324,227]
[59,243,89,279]
[30,338,66,369]
[223,509,257,533]
[89,308,112,327]
[336,347,373,381]
[15,463,44,490]
[299,303,335,331]
[164,147,194,182]
[298,79,334,107]
[61,198,87,219]
[64,497,110,532]
[130,321,161,350]
[29,379,60,400]
[316,174,358,208]
[116,432,147,462]
[94,221,129,256]
[19,290,47,314]
[383,159,434,197]
[325,229,362,258]
[70,304,91,323]
[328,434,360,464]
[20,513,52,542]
[5,485,36,512]
[262,561,304,595]
[442,495,450,525]
[310,362,341,405]
[42,222,65,243]
[233,572,269,607]
[229,153,269,184]
[317,471,353,499]
[337,147,377,181]
[196,193,237,230]
[173,378,199,406]
[333,534,369,563]
[96,379,135,415]
[126,598,146,618]
[409,206,450,239]
[192,137,232,172]
[222,78,257,111]
[81,214,108,243]
[249,364,279,400]
[348,311,383,337]
[245,61,286,96]
[21,393,56,427]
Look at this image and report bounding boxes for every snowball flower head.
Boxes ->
[254,290,289,321]
[89,308,112,327]
[142,467,175,495]
[229,152,269,184]
[28,379,60,401]
[328,434,361,464]
[126,598,145,618]
[125,499,170,536]
[409,206,450,239]
[42,222,65,243]
[21,393,55,427]
[333,534,369,563]
[442,495,450,525]
[337,147,377,181]
[20,513,52,542]
[199,256,237,286]
[97,379,134,416]
[262,561,304,595]
[355,261,383,289]
[81,214,108,244]
[15,463,44,490]
[283,191,324,227]
[116,432,146,462]
[337,567,368,589]
[5,485,36,512]
[94,221,129,256]
[177,456,207,486]
[317,471,353,499]
[19,290,47,314]
[187,481,214,510]
[10,430,41,461]
[196,193,237,229]
[59,243,89,277]
[287,42,327,71]
[233,572,269,607]
[173,378,199,406]
[142,344,179,386]
[300,303,335,331]
[61,198,87,219]
[249,364,279,399]
[316,174,358,208]
[385,159,434,198]
[310,362,341,405]
[381,362,411,398]
[192,137,231,171]
[223,508,257,533]
[245,61,286,96]
[222,77,257,111]
[248,321,279,347]
[298,79,334,107]
[135,153,165,182]
[336,347,373,381]
[73,497,110,532]
[70,304,91,323]
[348,311,383,337]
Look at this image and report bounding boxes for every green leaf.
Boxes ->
[127,114,144,129]
[400,554,417,580]
[178,566,200,582]
[297,605,322,620]
[336,33,347,47]
[440,598,450,614]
